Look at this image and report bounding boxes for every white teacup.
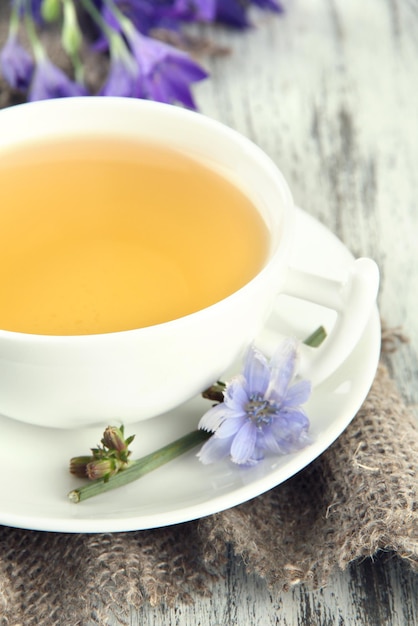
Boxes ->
[0,97,379,429]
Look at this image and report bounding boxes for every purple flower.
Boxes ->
[99,52,139,97]
[13,0,44,23]
[197,338,311,466]
[215,0,283,28]
[28,0,44,22]
[0,33,34,90]
[251,0,284,13]
[171,0,217,21]
[99,35,140,97]
[28,56,88,101]
[98,1,178,38]
[125,28,208,108]
[214,0,252,27]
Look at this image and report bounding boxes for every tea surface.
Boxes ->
[0,136,269,335]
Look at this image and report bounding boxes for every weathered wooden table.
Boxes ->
[122,1,418,624]
[0,0,416,623]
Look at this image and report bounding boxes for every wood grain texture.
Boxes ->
[120,1,418,624]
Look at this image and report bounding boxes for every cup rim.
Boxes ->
[0,97,295,344]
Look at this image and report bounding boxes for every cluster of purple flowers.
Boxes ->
[0,0,283,108]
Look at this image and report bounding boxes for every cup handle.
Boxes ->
[281,257,380,386]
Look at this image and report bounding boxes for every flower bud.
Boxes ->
[61,0,83,57]
[102,426,128,453]
[86,458,118,481]
[69,455,93,478]
[41,0,62,22]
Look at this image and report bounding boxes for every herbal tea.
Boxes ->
[0,136,269,335]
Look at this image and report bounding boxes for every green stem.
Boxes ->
[101,0,132,34]
[80,0,116,41]
[61,0,84,84]
[8,0,22,36]
[68,429,211,503]
[80,0,133,68]
[303,325,327,348]
[24,1,45,62]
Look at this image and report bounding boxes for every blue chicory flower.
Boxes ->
[28,55,89,101]
[0,32,34,90]
[197,338,312,466]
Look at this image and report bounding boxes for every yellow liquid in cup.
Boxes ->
[0,136,269,335]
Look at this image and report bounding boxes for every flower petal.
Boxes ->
[256,425,283,455]
[156,56,208,108]
[99,56,140,97]
[283,379,312,407]
[223,375,249,411]
[198,403,229,432]
[172,0,217,22]
[270,409,310,452]
[266,337,299,400]
[165,55,208,82]
[252,0,284,13]
[197,434,233,464]
[215,0,251,28]
[0,34,34,90]
[98,34,141,98]
[126,29,207,108]
[283,408,310,432]
[29,57,88,101]
[214,415,247,439]
[242,345,270,396]
[230,421,257,465]
[148,65,197,108]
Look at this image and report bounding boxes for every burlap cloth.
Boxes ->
[0,330,416,625]
[1,16,418,624]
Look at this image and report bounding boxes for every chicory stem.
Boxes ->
[68,429,211,503]
[303,324,327,348]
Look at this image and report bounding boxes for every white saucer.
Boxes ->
[0,208,381,533]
